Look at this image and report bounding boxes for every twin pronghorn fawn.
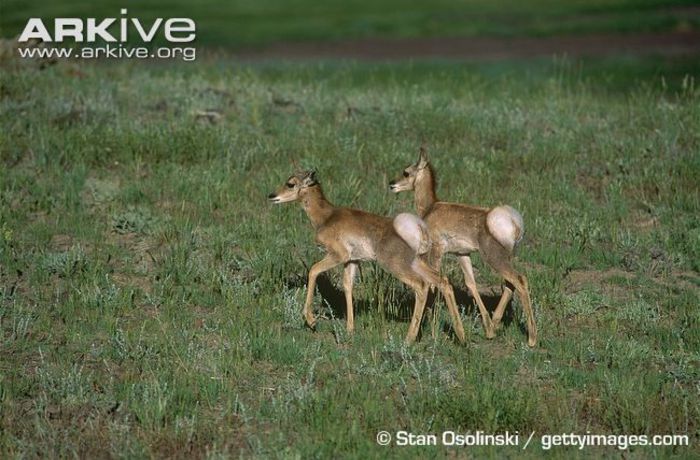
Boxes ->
[268,169,465,344]
[389,147,537,347]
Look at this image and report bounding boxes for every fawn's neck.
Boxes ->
[301,186,334,229]
[415,166,438,217]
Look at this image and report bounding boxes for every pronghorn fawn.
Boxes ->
[389,148,537,347]
[268,169,465,344]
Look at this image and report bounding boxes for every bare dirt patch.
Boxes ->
[566,267,700,301]
[565,267,636,301]
[106,231,164,276]
[566,267,634,289]
[111,272,153,296]
[49,234,74,252]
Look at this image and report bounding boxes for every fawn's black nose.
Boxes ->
[388,180,396,188]
[267,193,277,199]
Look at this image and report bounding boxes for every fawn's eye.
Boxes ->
[403,171,409,178]
[286,182,294,188]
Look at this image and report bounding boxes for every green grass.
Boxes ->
[2,0,699,46]
[1,56,699,457]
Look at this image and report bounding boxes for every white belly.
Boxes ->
[344,237,376,261]
[440,233,478,255]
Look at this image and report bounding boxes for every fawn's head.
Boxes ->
[389,146,430,193]
[268,169,319,204]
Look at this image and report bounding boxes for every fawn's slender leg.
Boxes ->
[389,269,429,344]
[304,254,342,329]
[425,242,443,337]
[437,278,466,344]
[479,238,537,347]
[502,272,536,347]
[521,275,536,347]
[491,283,514,330]
[412,259,466,344]
[405,284,429,344]
[457,255,494,338]
[343,262,358,334]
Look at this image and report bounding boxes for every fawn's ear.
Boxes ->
[417,145,429,169]
[303,169,318,186]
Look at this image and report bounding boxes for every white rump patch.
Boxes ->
[486,205,524,252]
[393,212,430,255]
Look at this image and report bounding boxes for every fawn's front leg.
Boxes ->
[304,254,341,329]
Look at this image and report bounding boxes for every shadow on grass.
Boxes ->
[285,273,526,342]
[451,286,528,339]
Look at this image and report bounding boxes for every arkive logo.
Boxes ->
[16,9,197,61]
[18,9,196,43]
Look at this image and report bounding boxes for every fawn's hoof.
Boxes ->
[528,336,537,347]
[305,319,317,331]
[485,329,496,339]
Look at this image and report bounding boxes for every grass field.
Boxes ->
[2,0,700,47]
[1,55,698,457]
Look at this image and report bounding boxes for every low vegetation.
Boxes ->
[1,56,698,457]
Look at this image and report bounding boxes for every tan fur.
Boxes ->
[389,147,537,347]
[269,170,466,344]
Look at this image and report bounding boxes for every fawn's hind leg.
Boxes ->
[480,237,537,347]
[412,258,466,344]
[457,256,495,338]
[491,284,514,330]
[343,262,358,333]
[404,282,429,345]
